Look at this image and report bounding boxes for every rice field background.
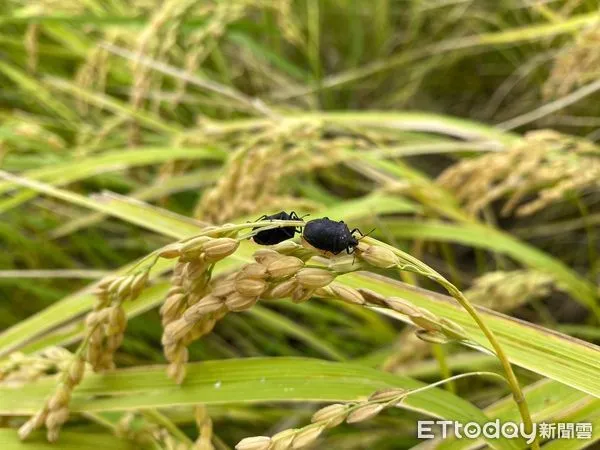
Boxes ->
[1,1,600,449]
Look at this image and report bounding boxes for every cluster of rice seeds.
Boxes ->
[437,130,600,217]
[197,136,285,222]
[318,284,468,345]
[543,25,600,99]
[465,270,556,312]
[0,347,73,385]
[272,0,304,49]
[128,0,198,144]
[75,32,121,114]
[197,121,358,222]
[161,240,344,383]
[278,135,371,177]
[18,354,86,442]
[158,236,240,383]
[86,269,150,371]
[193,122,378,218]
[171,3,247,109]
[235,388,409,450]
[296,243,469,345]
[193,405,215,450]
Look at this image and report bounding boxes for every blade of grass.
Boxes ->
[50,168,220,238]
[0,357,517,450]
[45,77,182,134]
[207,111,520,146]
[0,430,137,450]
[244,307,347,361]
[0,148,224,213]
[0,62,78,124]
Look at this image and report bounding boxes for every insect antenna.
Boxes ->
[350,227,376,239]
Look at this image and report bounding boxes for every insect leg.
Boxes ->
[350,228,364,236]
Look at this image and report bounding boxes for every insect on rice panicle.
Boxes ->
[301,217,364,255]
[252,211,303,245]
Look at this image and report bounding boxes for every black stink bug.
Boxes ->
[302,217,363,255]
[252,211,302,245]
